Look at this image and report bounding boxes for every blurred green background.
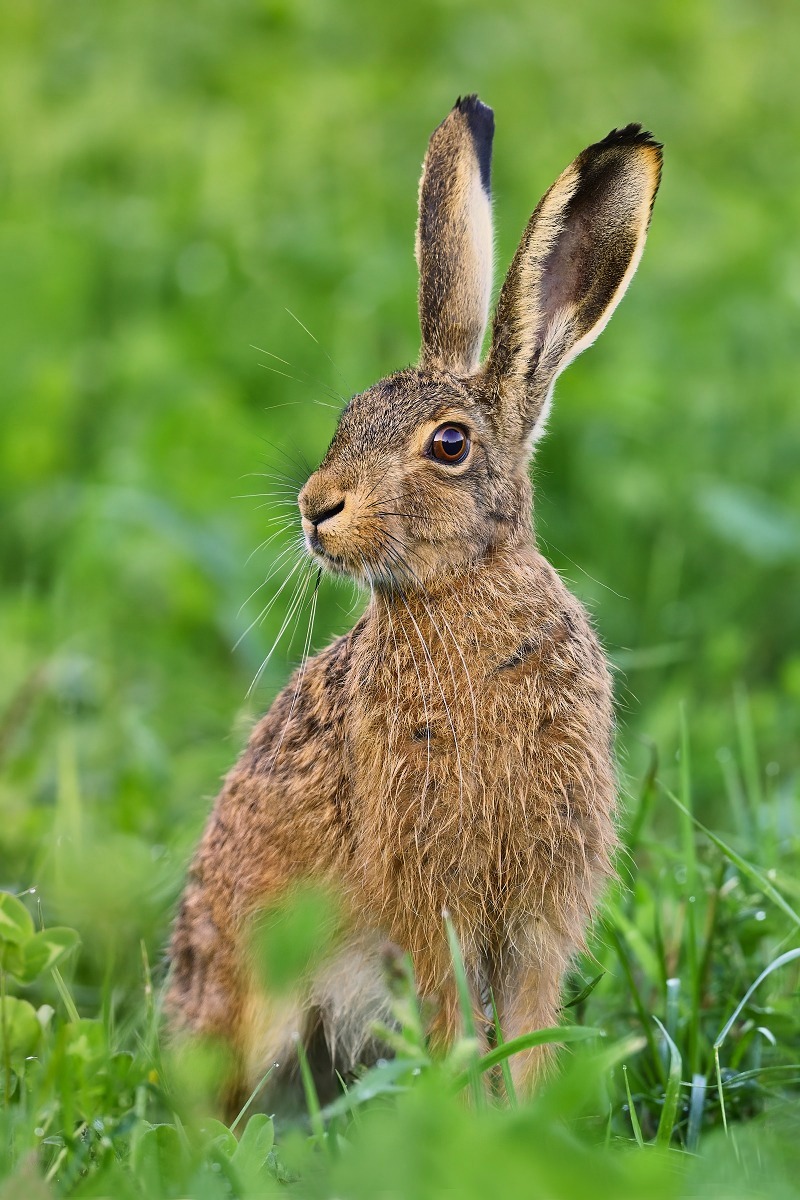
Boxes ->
[1,0,799,978]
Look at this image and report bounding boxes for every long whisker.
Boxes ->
[361,494,431,519]
[258,568,323,778]
[247,565,315,696]
[380,541,427,594]
[255,434,313,479]
[235,491,300,501]
[238,541,304,614]
[241,470,301,486]
[252,499,302,513]
[245,520,301,566]
[537,532,629,601]
[252,342,345,407]
[257,363,344,410]
[235,553,307,650]
[284,307,350,400]
[286,564,321,670]
[367,510,431,521]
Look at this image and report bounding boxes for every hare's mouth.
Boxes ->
[305,539,356,580]
[305,539,403,590]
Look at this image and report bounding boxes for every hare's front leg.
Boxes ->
[495,926,573,1096]
[166,637,355,1115]
[401,931,490,1062]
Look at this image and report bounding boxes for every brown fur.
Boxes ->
[166,97,662,1113]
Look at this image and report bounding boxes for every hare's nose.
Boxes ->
[300,493,346,528]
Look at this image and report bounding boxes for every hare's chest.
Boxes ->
[346,633,545,813]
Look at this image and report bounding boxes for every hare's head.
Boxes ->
[298,96,661,589]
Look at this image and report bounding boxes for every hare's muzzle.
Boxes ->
[298,481,348,555]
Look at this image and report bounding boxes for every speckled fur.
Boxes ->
[166,96,662,1113]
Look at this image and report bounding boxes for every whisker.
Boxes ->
[238,542,303,614]
[257,567,323,776]
[380,541,427,594]
[255,434,313,479]
[253,499,302,513]
[235,491,299,501]
[245,522,299,566]
[536,533,629,601]
[234,554,307,650]
[252,342,345,407]
[247,566,315,696]
[367,510,430,521]
[257,363,344,409]
[358,474,389,510]
[241,470,301,486]
[284,306,350,400]
[286,562,320,658]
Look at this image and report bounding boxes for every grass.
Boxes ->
[0,703,797,1197]
[1,0,799,1195]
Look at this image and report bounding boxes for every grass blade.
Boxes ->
[321,1057,429,1120]
[607,925,666,1087]
[443,910,483,1108]
[714,1046,727,1135]
[686,1073,706,1152]
[452,1026,603,1092]
[678,706,700,1076]
[663,787,800,928]
[734,683,763,814]
[623,1064,644,1147]
[230,1063,276,1134]
[562,971,605,1011]
[295,1036,325,1143]
[653,1016,682,1148]
[442,910,476,1041]
[714,947,800,1050]
[626,737,659,854]
[490,990,517,1107]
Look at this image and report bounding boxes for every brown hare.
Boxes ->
[166,95,662,1113]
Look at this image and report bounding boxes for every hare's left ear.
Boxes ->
[416,95,495,374]
[484,125,662,439]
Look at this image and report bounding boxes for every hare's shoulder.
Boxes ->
[192,626,363,909]
[242,625,357,774]
[494,551,611,691]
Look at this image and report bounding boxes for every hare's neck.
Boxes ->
[371,541,538,626]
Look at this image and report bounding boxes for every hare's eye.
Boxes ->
[431,424,470,465]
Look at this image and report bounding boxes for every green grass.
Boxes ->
[1,0,799,1195]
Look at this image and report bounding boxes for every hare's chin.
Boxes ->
[306,545,357,580]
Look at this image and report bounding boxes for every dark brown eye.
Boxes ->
[431,424,470,464]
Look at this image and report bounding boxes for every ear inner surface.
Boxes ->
[416,94,495,375]
[485,124,662,438]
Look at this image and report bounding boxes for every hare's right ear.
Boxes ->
[484,125,662,440]
[416,95,495,375]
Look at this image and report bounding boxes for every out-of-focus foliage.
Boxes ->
[1,0,798,1195]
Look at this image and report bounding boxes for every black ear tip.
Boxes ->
[454,93,485,113]
[451,94,495,193]
[454,93,495,126]
[599,123,663,153]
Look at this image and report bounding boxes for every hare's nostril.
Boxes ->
[309,497,346,528]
